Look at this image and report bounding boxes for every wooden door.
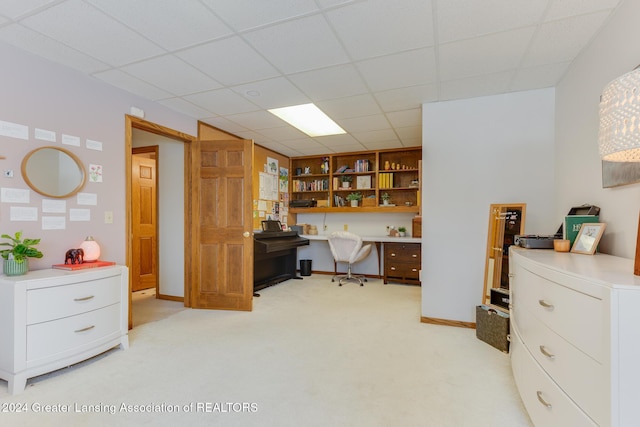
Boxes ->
[190,139,253,310]
[131,149,158,292]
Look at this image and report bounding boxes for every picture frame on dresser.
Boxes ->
[571,222,606,254]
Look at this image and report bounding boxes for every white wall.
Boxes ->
[555,0,640,259]
[132,130,185,298]
[422,88,556,323]
[0,41,196,270]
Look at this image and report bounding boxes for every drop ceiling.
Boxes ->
[0,0,623,156]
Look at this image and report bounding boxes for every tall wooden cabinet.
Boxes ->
[289,147,421,213]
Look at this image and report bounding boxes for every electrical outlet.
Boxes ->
[323,224,327,231]
[104,211,113,224]
[343,224,348,231]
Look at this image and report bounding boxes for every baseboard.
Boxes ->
[421,316,476,329]
[157,293,184,303]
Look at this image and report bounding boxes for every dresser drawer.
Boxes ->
[385,243,420,262]
[513,264,603,362]
[27,303,121,363]
[27,275,121,325]
[510,328,597,427]
[514,307,607,425]
[386,263,420,279]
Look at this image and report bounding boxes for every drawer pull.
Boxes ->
[391,253,397,257]
[390,267,396,271]
[538,300,554,310]
[74,325,95,333]
[412,254,417,258]
[536,391,552,409]
[411,268,417,272]
[74,295,95,302]
[539,345,555,359]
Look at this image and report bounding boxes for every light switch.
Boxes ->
[105,211,113,224]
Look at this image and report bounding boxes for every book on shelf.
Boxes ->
[356,175,371,189]
[52,260,116,270]
[335,165,348,173]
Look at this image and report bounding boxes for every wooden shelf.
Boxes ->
[290,206,420,214]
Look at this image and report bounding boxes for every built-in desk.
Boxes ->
[300,234,421,284]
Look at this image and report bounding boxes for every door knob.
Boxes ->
[243,231,250,238]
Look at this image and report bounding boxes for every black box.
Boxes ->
[490,288,510,310]
[476,305,510,353]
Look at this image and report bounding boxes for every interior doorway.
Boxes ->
[125,115,195,329]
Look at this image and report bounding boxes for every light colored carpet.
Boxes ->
[0,276,531,426]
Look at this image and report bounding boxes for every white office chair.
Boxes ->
[327,231,372,286]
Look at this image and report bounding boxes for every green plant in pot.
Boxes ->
[0,231,44,276]
[398,226,407,237]
[341,175,353,188]
[381,192,391,205]
[346,192,362,207]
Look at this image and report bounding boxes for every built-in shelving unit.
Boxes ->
[289,147,421,213]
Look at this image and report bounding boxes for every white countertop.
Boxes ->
[301,234,421,243]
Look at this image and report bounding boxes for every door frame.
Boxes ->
[125,115,196,329]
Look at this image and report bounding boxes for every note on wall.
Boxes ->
[1,188,30,203]
[35,128,56,142]
[0,120,28,140]
[10,206,38,221]
[62,134,81,146]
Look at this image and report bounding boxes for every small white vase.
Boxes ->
[350,200,358,207]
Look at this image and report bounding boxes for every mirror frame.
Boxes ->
[21,146,86,198]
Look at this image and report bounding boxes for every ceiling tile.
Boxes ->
[363,140,405,150]
[288,64,369,101]
[316,0,360,8]
[200,0,319,32]
[177,37,280,86]
[184,88,260,116]
[231,77,309,109]
[225,110,286,130]
[256,126,308,141]
[326,0,434,60]
[157,97,213,119]
[287,140,337,155]
[395,126,422,142]
[0,0,58,19]
[314,133,360,148]
[316,94,383,119]
[510,62,570,91]
[93,68,173,100]
[439,72,513,101]
[545,0,621,21]
[374,85,438,112]
[352,128,400,144]
[386,109,422,128]
[357,48,437,91]
[20,0,165,66]
[522,11,611,67]
[436,0,546,43]
[0,24,109,74]
[439,28,535,81]
[338,114,391,133]
[87,0,231,51]
[120,55,222,96]
[199,117,250,134]
[243,14,349,74]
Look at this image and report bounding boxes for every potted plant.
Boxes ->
[0,231,44,276]
[398,226,407,237]
[341,175,353,189]
[346,192,362,207]
[381,192,391,205]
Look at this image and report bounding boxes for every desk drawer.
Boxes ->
[385,243,420,261]
[27,276,121,325]
[27,303,121,362]
[386,263,420,279]
[513,263,604,362]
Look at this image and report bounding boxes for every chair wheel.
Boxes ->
[339,283,342,286]
[360,283,364,286]
[331,278,335,282]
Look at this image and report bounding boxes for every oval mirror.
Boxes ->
[21,146,86,198]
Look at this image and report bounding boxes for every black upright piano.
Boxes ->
[254,220,309,292]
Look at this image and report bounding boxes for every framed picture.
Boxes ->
[571,223,606,254]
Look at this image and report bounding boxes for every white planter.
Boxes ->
[341,182,351,189]
[350,200,358,207]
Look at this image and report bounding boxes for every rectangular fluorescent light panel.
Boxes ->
[268,103,346,137]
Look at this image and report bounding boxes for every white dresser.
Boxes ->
[509,247,640,426]
[0,266,129,395]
